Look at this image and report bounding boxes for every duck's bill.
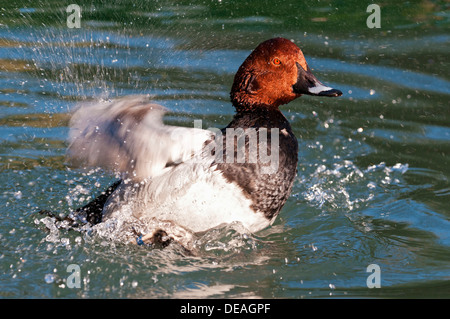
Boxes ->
[293,62,342,97]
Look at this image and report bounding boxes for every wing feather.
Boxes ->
[67,95,214,179]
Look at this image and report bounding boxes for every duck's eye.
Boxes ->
[272,58,281,65]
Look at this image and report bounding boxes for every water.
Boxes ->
[1,0,449,298]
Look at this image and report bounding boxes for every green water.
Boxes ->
[0,0,449,298]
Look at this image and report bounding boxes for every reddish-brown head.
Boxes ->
[230,38,342,111]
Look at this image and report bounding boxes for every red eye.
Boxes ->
[273,58,281,65]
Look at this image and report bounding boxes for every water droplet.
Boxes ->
[44,274,55,284]
[367,181,377,189]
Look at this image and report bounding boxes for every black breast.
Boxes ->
[215,109,298,220]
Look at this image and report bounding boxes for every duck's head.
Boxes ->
[230,37,342,111]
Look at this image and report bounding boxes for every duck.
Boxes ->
[51,37,342,250]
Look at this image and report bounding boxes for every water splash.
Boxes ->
[34,201,263,259]
[299,160,409,213]
[194,221,259,256]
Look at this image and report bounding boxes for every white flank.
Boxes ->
[102,163,270,234]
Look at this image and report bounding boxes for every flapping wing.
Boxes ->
[67,95,214,179]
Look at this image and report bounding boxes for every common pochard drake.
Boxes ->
[53,38,342,249]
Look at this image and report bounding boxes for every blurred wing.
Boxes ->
[67,95,214,179]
